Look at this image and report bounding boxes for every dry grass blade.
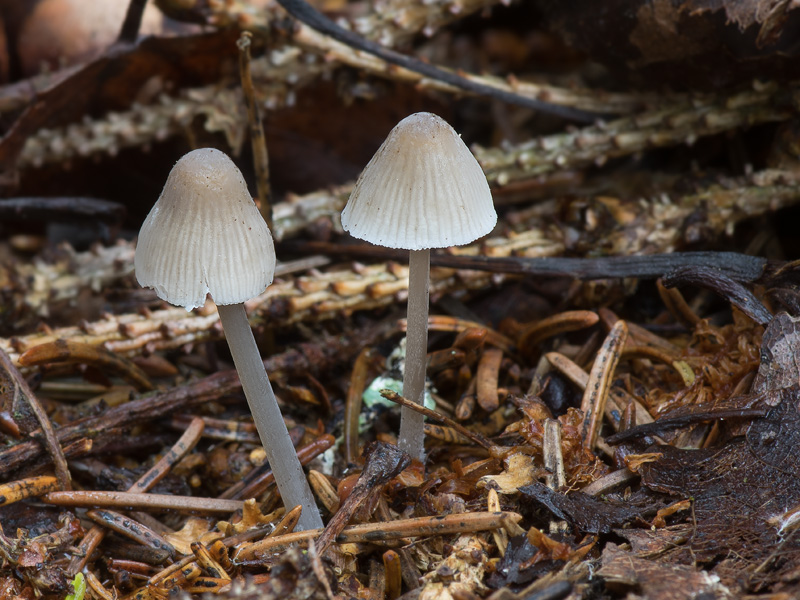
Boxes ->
[380,389,496,450]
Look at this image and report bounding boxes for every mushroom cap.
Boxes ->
[340,112,497,250]
[135,148,275,311]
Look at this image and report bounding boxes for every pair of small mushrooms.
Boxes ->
[135,113,496,531]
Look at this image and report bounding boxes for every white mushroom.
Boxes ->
[135,148,322,530]
[341,113,497,460]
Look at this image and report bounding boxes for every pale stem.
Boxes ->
[216,303,323,531]
[398,248,430,461]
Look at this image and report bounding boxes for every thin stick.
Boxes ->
[238,31,273,230]
[42,491,244,513]
[237,511,522,560]
[381,389,495,451]
[315,442,409,554]
[398,248,430,461]
[0,348,71,490]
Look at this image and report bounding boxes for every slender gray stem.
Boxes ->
[398,248,430,461]
[216,303,323,531]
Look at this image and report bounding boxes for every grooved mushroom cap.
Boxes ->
[135,148,275,311]
[340,112,496,250]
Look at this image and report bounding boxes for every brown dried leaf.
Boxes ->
[478,454,543,494]
[165,516,221,555]
[216,499,283,537]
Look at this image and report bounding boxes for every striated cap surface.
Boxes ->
[135,148,275,311]
[340,112,496,250]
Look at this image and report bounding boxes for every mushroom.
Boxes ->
[135,148,323,531]
[341,113,497,460]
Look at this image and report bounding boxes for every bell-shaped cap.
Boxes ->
[341,112,497,250]
[135,148,275,311]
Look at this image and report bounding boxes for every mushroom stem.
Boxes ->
[216,303,323,531]
[398,248,430,461]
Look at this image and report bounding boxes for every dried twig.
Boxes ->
[238,31,273,229]
[42,490,244,513]
[662,266,773,325]
[315,442,410,554]
[0,349,71,490]
[380,389,496,450]
[0,335,356,477]
[237,511,522,560]
[221,433,336,500]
